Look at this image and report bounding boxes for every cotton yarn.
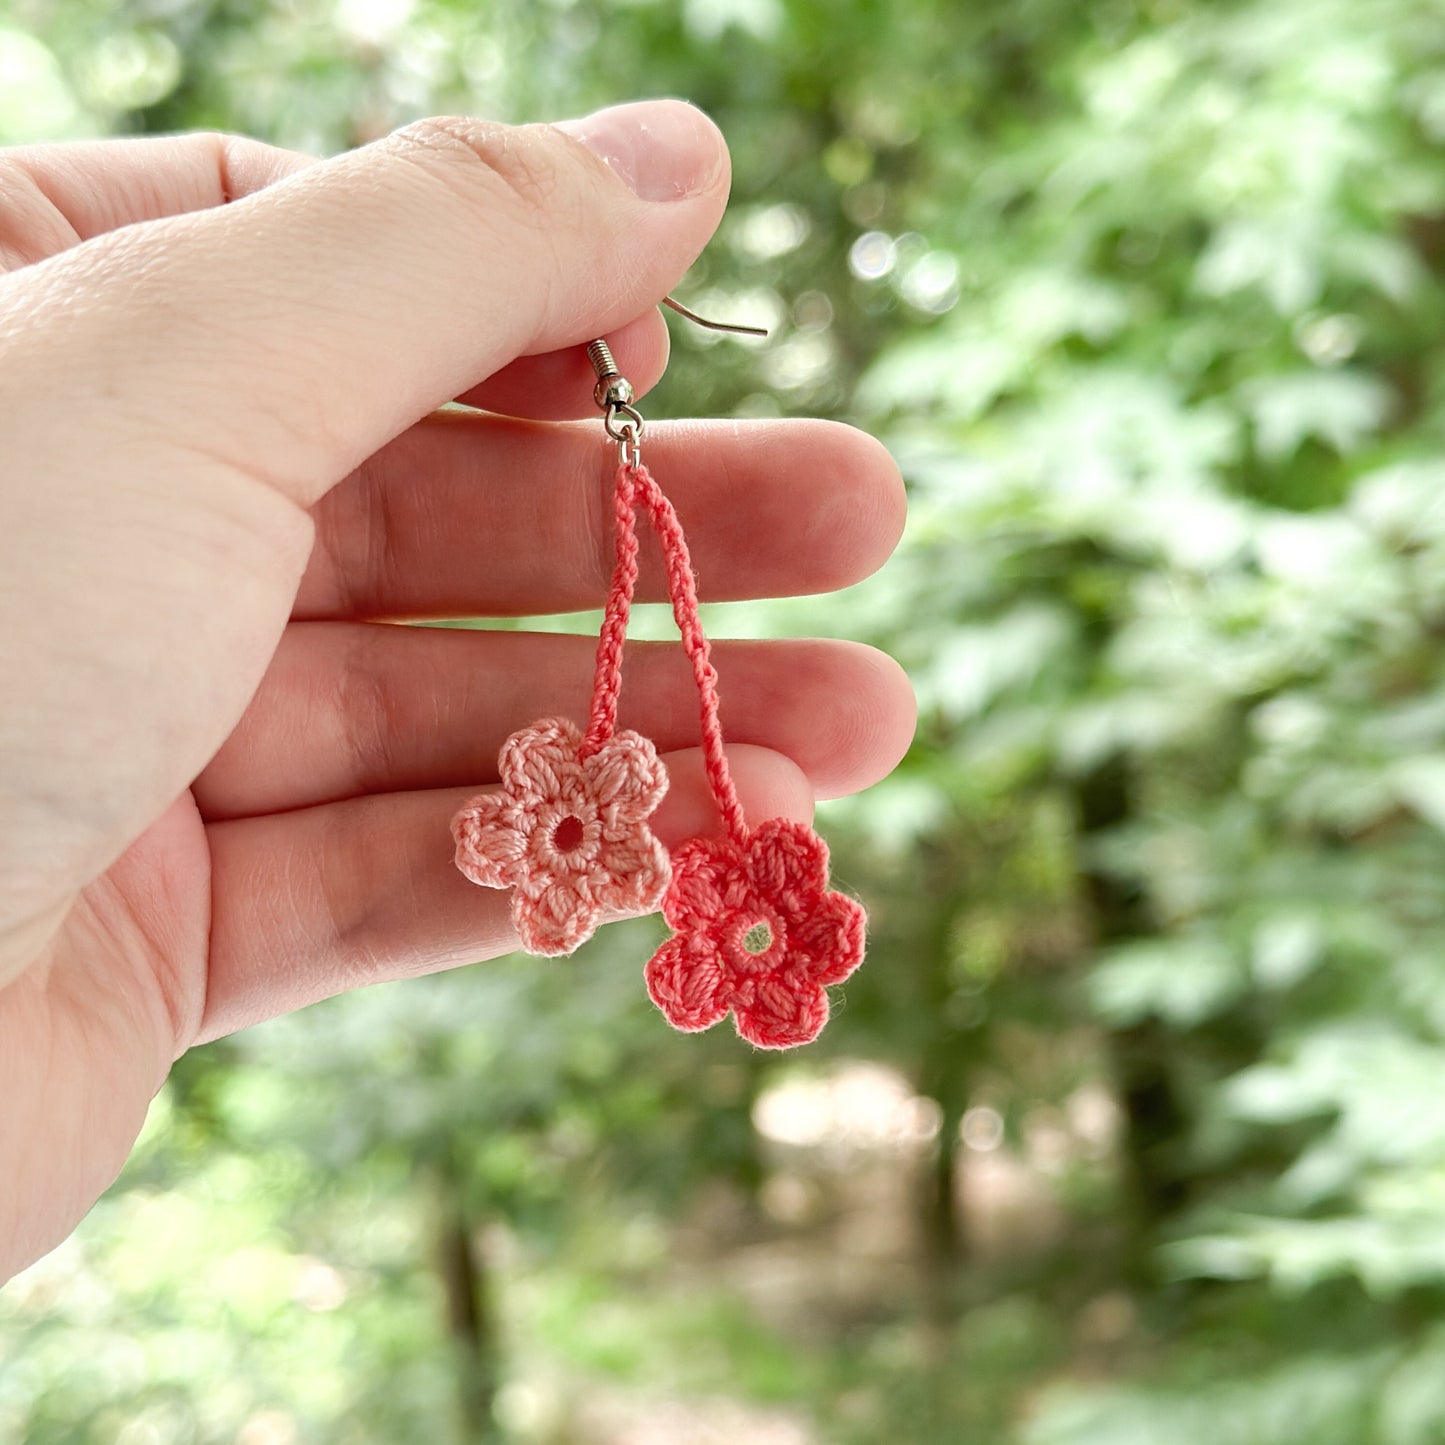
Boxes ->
[451,716,670,957]
[451,458,867,1046]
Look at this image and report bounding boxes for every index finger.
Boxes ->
[0,132,315,270]
[296,415,905,618]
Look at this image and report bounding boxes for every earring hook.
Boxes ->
[660,295,769,337]
[586,298,767,468]
[586,296,767,412]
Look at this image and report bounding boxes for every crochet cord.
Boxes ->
[580,460,640,757]
[629,461,748,845]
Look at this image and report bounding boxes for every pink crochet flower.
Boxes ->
[452,717,670,956]
[644,818,866,1049]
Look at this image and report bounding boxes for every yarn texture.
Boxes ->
[450,447,867,1047]
[452,717,669,956]
[625,462,869,1048]
[645,817,867,1049]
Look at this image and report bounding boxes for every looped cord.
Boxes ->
[630,461,748,845]
[580,460,747,842]
[580,462,639,758]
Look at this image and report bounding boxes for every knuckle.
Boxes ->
[0,158,67,269]
[194,128,239,157]
[337,625,399,792]
[203,131,247,200]
[384,116,562,217]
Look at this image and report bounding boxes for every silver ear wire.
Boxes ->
[659,295,768,337]
[585,298,767,468]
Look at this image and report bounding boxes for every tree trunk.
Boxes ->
[914,887,973,1334]
[1074,757,1188,1276]
[431,1163,501,1442]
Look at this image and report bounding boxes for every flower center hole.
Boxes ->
[552,815,585,853]
[743,921,773,956]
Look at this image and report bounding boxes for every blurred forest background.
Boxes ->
[7,0,1445,1440]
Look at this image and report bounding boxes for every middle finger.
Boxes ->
[294,414,905,620]
[194,622,916,820]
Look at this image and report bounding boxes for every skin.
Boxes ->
[0,101,914,1283]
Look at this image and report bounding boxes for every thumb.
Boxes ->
[0,100,729,502]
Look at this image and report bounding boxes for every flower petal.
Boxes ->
[645,935,731,1033]
[661,835,747,934]
[512,871,600,957]
[746,818,832,902]
[592,826,671,916]
[786,891,867,987]
[584,729,668,824]
[734,977,830,1050]
[498,717,584,804]
[452,791,524,889]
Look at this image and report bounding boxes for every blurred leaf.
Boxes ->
[1089,937,1245,1027]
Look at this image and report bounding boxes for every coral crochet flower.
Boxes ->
[452,717,670,957]
[645,818,867,1049]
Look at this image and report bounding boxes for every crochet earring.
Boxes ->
[451,301,866,1048]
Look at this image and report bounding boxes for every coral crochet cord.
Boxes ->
[451,461,669,956]
[451,457,866,1048]
[625,462,867,1050]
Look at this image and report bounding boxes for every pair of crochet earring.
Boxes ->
[450,302,866,1049]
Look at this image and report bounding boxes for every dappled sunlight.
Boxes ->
[752,1060,941,1155]
[568,1392,814,1445]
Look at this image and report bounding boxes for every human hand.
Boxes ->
[0,102,913,1281]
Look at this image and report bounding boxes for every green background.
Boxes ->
[6,0,1445,1440]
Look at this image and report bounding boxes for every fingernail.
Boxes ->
[556,99,725,202]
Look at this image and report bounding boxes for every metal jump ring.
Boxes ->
[588,300,764,470]
[604,402,644,444]
[605,403,643,467]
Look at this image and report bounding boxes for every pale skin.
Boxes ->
[0,101,915,1282]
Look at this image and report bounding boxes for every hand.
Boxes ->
[0,102,913,1281]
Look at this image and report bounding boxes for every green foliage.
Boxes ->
[7,0,1445,1439]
